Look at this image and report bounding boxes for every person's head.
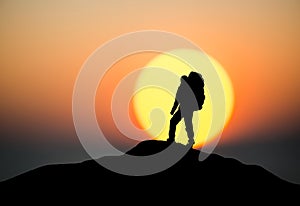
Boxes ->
[181,75,188,82]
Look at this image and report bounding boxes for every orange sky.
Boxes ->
[1,0,300,147]
[96,52,158,147]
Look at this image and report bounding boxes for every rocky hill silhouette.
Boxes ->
[1,140,299,199]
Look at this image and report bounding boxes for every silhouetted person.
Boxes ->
[167,72,205,146]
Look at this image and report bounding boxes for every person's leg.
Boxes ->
[183,111,194,145]
[168,109,182,142]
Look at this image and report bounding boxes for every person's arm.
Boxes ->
[170,99,179,115]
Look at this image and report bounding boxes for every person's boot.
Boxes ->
[187,139,195,147]
[186,129,195,147]
[167,137,175,143]
[187,132,195,147]
[167,126,176,143]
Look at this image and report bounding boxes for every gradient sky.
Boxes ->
[1,0,300,183]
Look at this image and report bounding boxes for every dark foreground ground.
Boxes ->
[1,140,299,201]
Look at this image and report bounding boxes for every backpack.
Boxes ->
[187,72,205,110]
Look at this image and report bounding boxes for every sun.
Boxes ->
[132,49,234,148]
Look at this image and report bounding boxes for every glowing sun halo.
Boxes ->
[133,50,234,148]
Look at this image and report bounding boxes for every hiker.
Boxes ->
[167,72,205,146]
